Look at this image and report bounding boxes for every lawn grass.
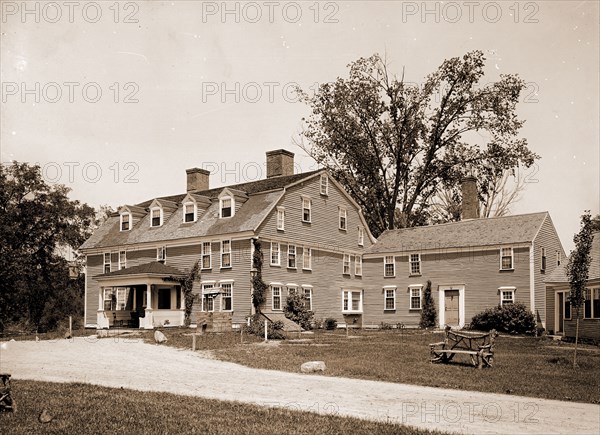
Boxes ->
[1,380,441,435]
[208,329,600,404]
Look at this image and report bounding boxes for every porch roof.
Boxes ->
[95,261,185,279]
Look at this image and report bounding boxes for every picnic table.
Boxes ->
[0,373,15,413]
[430,326,498,369]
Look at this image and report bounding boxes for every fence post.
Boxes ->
[192,334,196,351]
[69,316,72,337]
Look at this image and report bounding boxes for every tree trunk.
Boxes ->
[573,308,580,369]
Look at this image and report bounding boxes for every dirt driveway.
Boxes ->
[1,337,598,434]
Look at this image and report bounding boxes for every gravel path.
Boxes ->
[1,337,598,434]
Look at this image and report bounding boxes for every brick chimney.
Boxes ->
[461,176,479,220]
[186,168,210,192]
[266,149,294,178]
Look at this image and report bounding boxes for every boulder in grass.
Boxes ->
[300,361,326,373]
[154,330,167,344]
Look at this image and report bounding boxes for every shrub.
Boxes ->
[324,317,337,330]
[470,303,536,335]
[283,292,314,330]
[419,280,437,329]
[243,314,284,339]
[380,322,392,330]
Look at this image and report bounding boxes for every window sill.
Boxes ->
[287,266,297,270]
[220,266,232,270]
[302,268,312,271]
[342,311,363,314]
[384,275,396,279]
[270,264,281,267]
[409,308,422,311]
[409,273,422,277]
[499,268,514,272]
[301,220,311,224]
[383,308,396,312]
[339,228,347,232]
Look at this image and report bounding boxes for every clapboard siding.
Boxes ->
[363,247,531,327]
[532,214,566,325]
[545,285,556,333]
[257,175,372,252]
[261,247,363,323]
[84,254,103,326]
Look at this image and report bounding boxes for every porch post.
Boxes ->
[179,286,186,326]
[144,284,154,329]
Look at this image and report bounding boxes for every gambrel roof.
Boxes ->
[366,212,551,255]
[545,232,600,284]
[80,170,321,250]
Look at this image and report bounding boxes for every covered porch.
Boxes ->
[94,262,186,329]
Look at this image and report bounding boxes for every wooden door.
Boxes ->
[445,290,460,325]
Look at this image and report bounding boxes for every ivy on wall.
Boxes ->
[251,239,268,313]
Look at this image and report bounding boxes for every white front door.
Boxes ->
[439,285,465,329]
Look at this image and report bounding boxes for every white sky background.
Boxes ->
[1,0,598,252]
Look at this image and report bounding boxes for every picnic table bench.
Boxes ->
[0,373,15,413]
[430,326,498,369]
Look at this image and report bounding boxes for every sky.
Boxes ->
[1,0,598,252]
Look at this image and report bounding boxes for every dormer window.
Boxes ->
[150,208,162,227]
[120,213,131,231]
[183,202,196,223]
[220,197,233,218]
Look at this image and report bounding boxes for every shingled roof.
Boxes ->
[95,261,185,278]
[80,170,321,250]
[366,212,550,255]
[545,232,600,284]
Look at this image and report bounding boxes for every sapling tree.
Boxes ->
[566,211,594,368]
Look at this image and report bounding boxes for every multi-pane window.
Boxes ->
[384,256,395,277]
[541,248,546,272]
[103,252,111,274]
[221,283,232,311]
[409,253,421,275]
[103,288,115,311]
[103,288,131,311]
[184,203,195,223]
[202,284,214,312]
[272,286,282,310]
[277,207,285,231]
[151,208,161,227]
[343,254,351,275]
[584,288,600,319]
[119,250,126,270]
[221,240,231,268]
[339,208,347,230]
[302,197,311,222]
[556,251,561,266]
[355,256,362,276]
[500,289,515,306]
[500,247,513,270]
[120,213,130,231]
[288,244,296,269]
[157,246,166,263]
[358,227,364,246]
[303,247,312,270]
[202,242,211,269]
[116,287,130,311]
[271,242,280,266]
[320,174,328,195]
[342,290,362,313]
[384,288,396,310]
[410,287,422,309]
[220,197,232,218]
[303,287,312,310]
